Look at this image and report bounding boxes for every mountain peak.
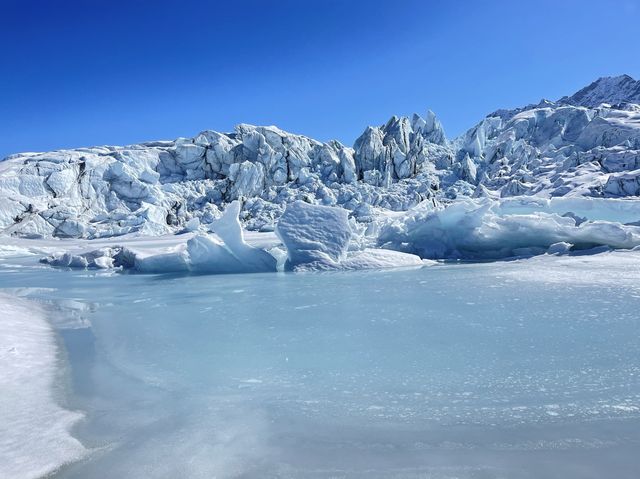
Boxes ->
[559,74,640,108]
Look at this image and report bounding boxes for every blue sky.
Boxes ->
[2,0,639,158]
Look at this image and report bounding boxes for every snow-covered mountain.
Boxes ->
[559,74,640,107]
[456,90,640,199]
[2,75,640,239]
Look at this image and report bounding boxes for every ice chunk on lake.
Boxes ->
[379,197,640,260]
[335,248,426,271]
[186,235,275,274]
[134,248,190,274]
[41,202,277,275]
[41,247,136,270]
[204,200,277,273]
[276,201,352,270]
[275,201,424,271]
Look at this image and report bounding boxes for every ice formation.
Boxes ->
[275,201,423,271]
[276,201,353,270]
[378,197,640,260]
[0,294,85,479]
[41,201,278,274]
[4,74,640,264]
[204,200,277,273]
[41,201,424,273]
[0,115,454,239]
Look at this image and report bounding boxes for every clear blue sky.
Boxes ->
[2,0,639,158]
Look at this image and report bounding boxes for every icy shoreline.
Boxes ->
[0,294,85,479]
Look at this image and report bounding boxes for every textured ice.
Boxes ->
[204,200,277,273]
[42,202,278,274]
[276,201,352,270]
[0,294,85,479]
[276,201,423,271]
[379,197,640,259]
[2,251,640,478]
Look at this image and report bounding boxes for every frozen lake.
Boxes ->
[2,252,640,478]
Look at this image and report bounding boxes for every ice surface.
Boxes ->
[0,294,85,479]
[2,251,640,478]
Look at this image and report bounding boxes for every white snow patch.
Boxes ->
[0,294,85,478]
[332,248,424,271]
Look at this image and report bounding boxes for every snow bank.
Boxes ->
[0,294,85,478]
[379,197,640,260]
[335,248,426,271]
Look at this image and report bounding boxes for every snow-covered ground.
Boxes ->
[0,294,85,479]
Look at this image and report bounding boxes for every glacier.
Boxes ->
[5,74,640,479]
[3,74,640,268]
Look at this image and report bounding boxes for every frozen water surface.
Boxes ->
[1,252,640,478]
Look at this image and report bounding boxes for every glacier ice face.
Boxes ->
[2,75,640,243]
[456,101,640,198]
[0,115,458,239]
[353,112,450,184]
